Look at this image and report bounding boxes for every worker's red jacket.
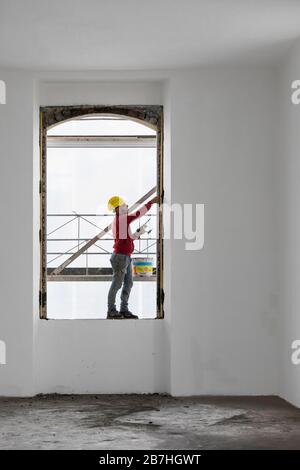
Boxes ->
[112,201,153,256]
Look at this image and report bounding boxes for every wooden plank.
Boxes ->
[48,275,157,282]
[47,135,156,148]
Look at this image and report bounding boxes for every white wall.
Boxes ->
[169,68,280,395]
[279,39,300,408]
[0,71,36,395]
[0,67,281,396]
[39,80,163,106]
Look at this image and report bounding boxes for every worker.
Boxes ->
[107,194,160,319]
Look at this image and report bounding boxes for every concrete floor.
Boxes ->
[0,394,300,449]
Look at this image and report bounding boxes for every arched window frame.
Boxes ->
[39,105,164,320]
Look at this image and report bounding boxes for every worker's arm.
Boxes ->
[127,201,152,223]
[127,196,159,223]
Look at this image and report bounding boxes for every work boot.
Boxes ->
[120,310,139,319]
[107,309,123,319]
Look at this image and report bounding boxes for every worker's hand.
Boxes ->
[151,195,160,204]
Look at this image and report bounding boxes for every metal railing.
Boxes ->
[47,213,157,273]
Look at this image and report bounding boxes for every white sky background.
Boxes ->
[47,117,157,319]
[47,147,156,219]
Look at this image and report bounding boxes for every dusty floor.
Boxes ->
[0,394,299,449]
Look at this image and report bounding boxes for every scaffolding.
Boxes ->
[49,186,157,280]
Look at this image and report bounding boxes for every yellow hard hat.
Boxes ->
[107,196,126,212]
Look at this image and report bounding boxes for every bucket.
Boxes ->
[132,257,154,277]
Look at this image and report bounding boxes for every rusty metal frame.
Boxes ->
[39,105,164,320]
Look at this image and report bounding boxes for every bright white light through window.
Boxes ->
[47,115,158,319]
